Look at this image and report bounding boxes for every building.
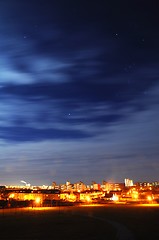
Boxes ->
[125,178,133,187]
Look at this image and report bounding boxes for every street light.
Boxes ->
[35,197,41,206]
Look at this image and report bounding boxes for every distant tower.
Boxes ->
[66,180,71,190]
[52,182,56,189]
[125,178,133,187]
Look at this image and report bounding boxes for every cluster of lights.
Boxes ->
[35,197,41,204]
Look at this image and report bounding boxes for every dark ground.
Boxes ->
[0,206,116,240]
[0,204,159,240]
[73,204,159,240]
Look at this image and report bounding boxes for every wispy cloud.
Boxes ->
[0,0,158,184]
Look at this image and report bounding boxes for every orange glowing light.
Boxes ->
[132,191,138,199]
[35,197,41,204]
[147,196,152,201]
[111,194,119,202]
[9,193,15,198]
[86,196,91,202]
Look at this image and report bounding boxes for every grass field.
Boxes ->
[0,204,159,240]
[0,207,116,240]
[73,204,159,240]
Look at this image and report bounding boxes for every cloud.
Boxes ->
[0,67,34,85]
[0,71,159,144]
[0,0,159,184]
[0,126,92,142]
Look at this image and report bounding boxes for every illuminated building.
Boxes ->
[92,183,101,191]
[60,192,79,202]
[103,182,124,191]
[73,181,86,192]
[125,178,133,187]
[7,189,60,203]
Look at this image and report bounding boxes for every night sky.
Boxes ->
[0,1,159,185]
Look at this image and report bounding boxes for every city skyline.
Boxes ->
[0,1,159,185]
[3,178,159,187]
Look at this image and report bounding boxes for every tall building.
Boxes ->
[74,181,86,192]
[125,178,133,187]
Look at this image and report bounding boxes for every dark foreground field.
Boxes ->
[0,204,159,240]
[0,206,116,240]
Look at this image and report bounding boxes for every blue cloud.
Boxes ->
[0,0,159,184]
[0,126,92,142]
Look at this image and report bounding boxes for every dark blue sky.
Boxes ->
[0,0,159,185]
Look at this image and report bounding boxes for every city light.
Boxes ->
[35,197,41,204]
[1,179,159,207]
[9,193,15,199]
[132,191,138,200]
[86,196,91,202]
[111,194,119,202]
[147,196,152,202]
